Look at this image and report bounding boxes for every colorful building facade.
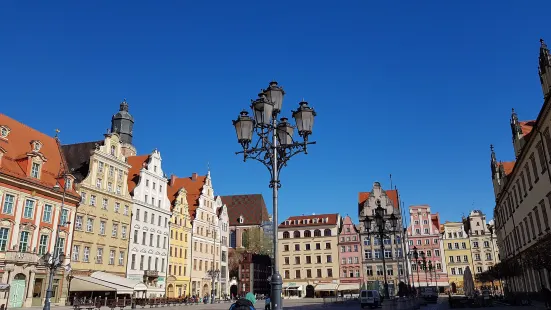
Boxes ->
[62,106,134,278]
[0,114,80,307]
[278,213,341,298]
[441,221,472,293]
[406,205,448,292]
[166,176,193,297]
[358,182,407,296]
[337,215,362,292]
[126,150,172,296]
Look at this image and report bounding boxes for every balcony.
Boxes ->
[4,251,40,264]
[144,270,159,277]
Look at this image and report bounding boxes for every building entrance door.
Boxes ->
[9,274,27,308]
[32,278,44,306]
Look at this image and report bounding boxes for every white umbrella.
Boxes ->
[463,266,475,297]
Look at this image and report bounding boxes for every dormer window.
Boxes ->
[31,140,42,152]
[31,162,41,178]
[238,216,244,224]
[0,126,9,139]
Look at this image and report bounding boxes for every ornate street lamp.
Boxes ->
[359,200,400,299]
[207,269,220,303]
[412,247,421,291]
[41,223,70,310]
[407,252,416,292]
[232,81,316,310]
[428,261,434,286]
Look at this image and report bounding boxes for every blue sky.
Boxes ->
[1,1,550,225]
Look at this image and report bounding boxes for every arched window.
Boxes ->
[242,230,249,248]
[324,229,332,236]
[229,231,236,248]
[314,229,321,237]
[304,230,312,238]
[293,231,301,238]
[283,231,290,239]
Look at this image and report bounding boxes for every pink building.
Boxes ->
[338,216,363,291]
[406,205,449,292]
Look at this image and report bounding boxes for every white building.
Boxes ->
[183,171,229,298]
[216,196,230,296]
[126,150,172,296]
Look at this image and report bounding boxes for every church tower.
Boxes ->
[539,39,551,99]
[111,99,136,157]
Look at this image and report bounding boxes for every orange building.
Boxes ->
[0,114,80,307]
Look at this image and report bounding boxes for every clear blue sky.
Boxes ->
[1,1,550,225]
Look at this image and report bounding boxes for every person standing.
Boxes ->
[265,295,271,310]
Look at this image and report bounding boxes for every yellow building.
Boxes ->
[166,178,193,297]
[62,132,134,277]
[441,221,473,293]
[278,214,341,298]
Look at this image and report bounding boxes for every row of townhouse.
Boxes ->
[0,101,240,307]
[276,182,501,298]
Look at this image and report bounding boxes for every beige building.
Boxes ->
[464,210,501,291]
[491,39,551,293]
[358,182,406,296]
[441,222,472,293]
[278,213,341,298]
[62,102,135,278]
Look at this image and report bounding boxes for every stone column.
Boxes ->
[24,270,35,307]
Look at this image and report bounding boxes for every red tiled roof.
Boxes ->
[499,161,515,176]
[358,189,400,209]
[166,174,206,219]
[520,120,536,139]
[0,113,79,197]
[126,155,150,195]
[279,213,339,228]
[220,194,269,226]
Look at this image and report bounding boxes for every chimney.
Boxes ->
[170,174,177,186]
[192,172,198,181]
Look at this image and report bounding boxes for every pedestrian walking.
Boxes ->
[264,295,271,310]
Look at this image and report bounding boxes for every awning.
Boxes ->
[0,284,9,291]
[315,283,338,291]
[284,286,300,290]
[70,277,133,294]
[338,284,360,291]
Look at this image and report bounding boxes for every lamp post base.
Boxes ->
[384,283,389,299]
[270,272,283,310]
[43,289,52,310]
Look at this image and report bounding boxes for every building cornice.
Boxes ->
[0,172,80,204]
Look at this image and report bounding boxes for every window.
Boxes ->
[435,249,440,256]
[99,221,106,235]
[96,178,102,189]
[42,204,53,222]
[86,218,94,232]
[2,194,15,214]
[96,248,103,263]
[112,224,118,237]
[109,250,115,265]
[486,253,492,260]
[60,209,68,225]
[327,268,333,277]
[475,254,481,261]
[477,267,483,273]
[295,244,300,251]
[102,198,108,210]
[327,255,332,263]
[19,231,30,252]
[107,182,113,192]
[23,199,35,218]
[31,162,40,178]
[122,226,127,239]
[131,255,136,269]
[54,238,65,257]
[451,268,456,275]
[0,228,9,251]
[110,145,116,155]
[472,241,479,248]
[84,247,90,262]
[109,165,114,176]
[38,235,49,255]
[90,195,96,206]
[98,162,104,172]
[72,245,80,261]
[483,241,490,247]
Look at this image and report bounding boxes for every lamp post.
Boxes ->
[232,81,317,310]
[428,261,434,286]
[41,221,70,310]
[407,252,416,293]
[207,269,220,303]
[412,247,421,289]
[486,223,501,294]
[419,251,429,287]
[359,200,399,299]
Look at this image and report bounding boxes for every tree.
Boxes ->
[242,227,272,255]
[228,249,244,279]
